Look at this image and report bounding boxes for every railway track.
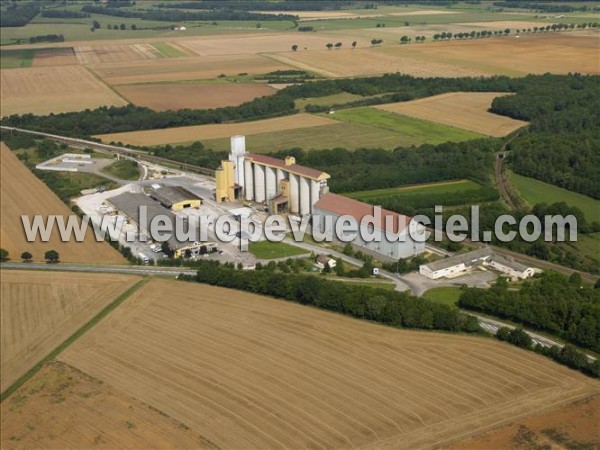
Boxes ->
[0,126,215,177]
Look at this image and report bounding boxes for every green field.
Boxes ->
[249,241,308,259]
[203,121,425,153]
[0,15,294,45]
[348,179,481,202]
[295,93,365,110]
[571,232,600,262]
[151,42,188,58]
[101,159,141,181]
[331,108,484,145]
[509,171,600,223]
[0,49,35,69]
[422,287,461,306]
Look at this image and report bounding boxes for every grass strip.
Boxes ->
[0,278,148,402]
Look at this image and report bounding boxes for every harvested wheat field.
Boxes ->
[379,32,600,76]
[0,270,139,393]
[268,47,489,78]
[92,53,292,85]
[115,83,277,111]
[377,92,528,137]
[59,279,599,450]
[0,66,127,116]
[32,47,79,67]
[0,144,124,264]
[444,395,600,450]
[179,33,369,56]
[1,361,213,449]
[96,113,337,146]
[74,43,164,65]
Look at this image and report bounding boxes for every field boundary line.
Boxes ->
[0,278,148,402]
[83,65,129,102]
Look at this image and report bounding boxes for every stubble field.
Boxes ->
[95,113,338,146]
[91,53,292,85]
[58,279,599,450]
[0,66,127,116]
[0,143,125,264]
[115,83,277,111]
[272,32,599,77]
[376,92,528,137]
[1,361,213,450]
[0,270,139,393]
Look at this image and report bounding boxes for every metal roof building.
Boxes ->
[149,185,202,211]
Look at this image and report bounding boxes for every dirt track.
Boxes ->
[59,279,599,449]
[0,270,139,392]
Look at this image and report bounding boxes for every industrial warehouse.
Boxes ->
[419,247,540,280]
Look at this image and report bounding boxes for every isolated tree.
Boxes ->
[291,44,298,51]
[433,33,440,41]
[92,20,100,29]
[21,251,32,262]
[44,250,59,263]
[256,22,262,28]
[504,28,511,35]
[0,248,8,262]
[119,23,126,30]
[400,35,409,44]
[131,24,137,30]
[107,24,112,30]
[334,42,342,49]
[326,43,333,50]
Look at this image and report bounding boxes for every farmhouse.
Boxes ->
[315,254,336,270]
[216,135,330,215]
[419,248,540,280]
[149,184,202,211]
[314,193,425,260]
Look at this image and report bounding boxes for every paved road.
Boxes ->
[0,261,197,277]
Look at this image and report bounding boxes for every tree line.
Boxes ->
[28,34,65,44]
[190,260,481,333]
[495,327,599,378]
[458,272,600,353]
[491,74,600,199]
[1,73,529,136]
[0,3,39,27]
[158,1,370,11]
[81,5,298,21]
[41,9,90,19]
[493,1,599,13]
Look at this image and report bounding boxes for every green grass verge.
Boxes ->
[331,107,484,145]
[249,241,309,259]
[101,159,141,180]
[0,49,35,69]
[347,179,481,202]
[422,286,462,306]
[509,171,600,223]
[0,278,148,402]
[152,42,188,58]
[329,279,396,290]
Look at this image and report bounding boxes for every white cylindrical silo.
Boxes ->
[300,176,310,215]
[254,164,265,203]
[310,180,320,211]
[244,161,254,201]
[289,173,299,213]
[266,166,277,200]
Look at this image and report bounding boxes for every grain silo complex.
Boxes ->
[215,135,330,215]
